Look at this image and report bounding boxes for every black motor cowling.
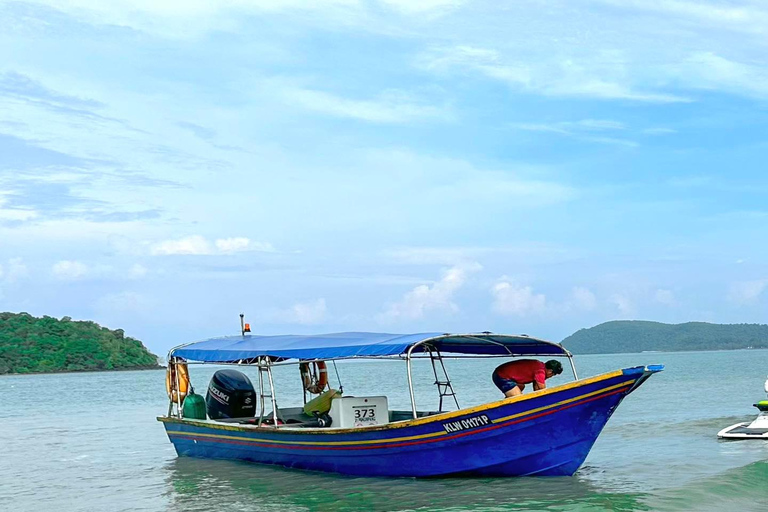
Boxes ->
[205,369,256,419]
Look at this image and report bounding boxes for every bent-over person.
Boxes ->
[492,359,563,397]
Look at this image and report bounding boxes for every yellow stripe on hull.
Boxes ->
[166,428,447,446]
[159,368,627,435]
[164,375,636,447]
[493,380,634,424]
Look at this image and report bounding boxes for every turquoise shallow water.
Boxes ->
[1,350,768,511]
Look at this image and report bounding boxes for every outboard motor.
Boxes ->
[206,369,256,420]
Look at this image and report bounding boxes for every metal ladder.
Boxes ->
[256,358,279,426]
[427,346,460,411]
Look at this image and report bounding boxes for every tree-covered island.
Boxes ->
[3,314,767,374]
[563,320,768,354]
[0,312,160,375]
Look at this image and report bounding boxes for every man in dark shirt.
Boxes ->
[492,359,563,397]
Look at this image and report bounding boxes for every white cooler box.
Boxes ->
[329,396,389,428]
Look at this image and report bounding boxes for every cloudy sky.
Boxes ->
[1,0,767,355]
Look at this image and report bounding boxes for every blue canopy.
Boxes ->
[170,332,570,363]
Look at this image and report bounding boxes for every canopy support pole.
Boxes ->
[569,355,579,381]
[266,360,279,426]
[332,360,344,394]
[406,345,418,419]
[174,358,183,418]
[257,360,266,427]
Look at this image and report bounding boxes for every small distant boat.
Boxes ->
[159,327,663,477]
[718,377,768,440]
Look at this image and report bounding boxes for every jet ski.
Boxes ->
[718,376,768,439]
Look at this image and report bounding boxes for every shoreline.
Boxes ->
[0,365,164,377]
[571,347,768,356]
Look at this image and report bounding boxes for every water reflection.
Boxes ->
[164,457,650,512]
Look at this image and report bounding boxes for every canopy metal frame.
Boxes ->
[165,333,577,422]
[402,335,576,419]
[166,356,187,418]
[256,357,279,427]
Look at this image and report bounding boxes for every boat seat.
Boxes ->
[727,425,768,435]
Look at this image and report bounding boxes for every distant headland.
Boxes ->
[3,314,767,374]
[562,320,768,354]
[0,312,161,375]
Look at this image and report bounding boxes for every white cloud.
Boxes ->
[6,258,28,281]
[509,118,638,147]
[283,87,450,124]
[215,237,274,253]
[52,260,89,280]
[511,118,626,134]
[570,287,597,311]
[667,175,714,188]
[576,119,626,131]
[18,0,768,107]
[655,288,675,305]
[597,0,766,33]
[609,294,634,316]
[269,298,328,325]
[380,0,464,15]
[432,172,577,206]
[0,194,38,222]
[727,279,768,305]
[20,0,467,38]
[349,148,578,209]
[420,45,691,103]
[643,127,677,135]
[151,235,212,255]
[215,237,250,253]
[380,263,481,321]
[97,291,156,313]
[0,258,29,283]
[128,263,148,279]
[151,235,272,255]
[421,45,529,84]
[0,208,38,222]
[385,246,493,265]
[547,78,690,103]
[291,298,328,324]
[679,52,768,99]
[491,278,546,316]
[20,1,363,37]
[581,137,639,148]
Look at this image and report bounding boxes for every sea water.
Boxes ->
[1,350,767,512]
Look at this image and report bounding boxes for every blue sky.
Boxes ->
[1,0,767,355]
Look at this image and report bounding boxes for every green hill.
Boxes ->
[0,312,160,375]
[562,320,768,354]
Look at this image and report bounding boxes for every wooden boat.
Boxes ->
[159,330,663,477]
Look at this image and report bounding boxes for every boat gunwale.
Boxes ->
[158,368,631,435]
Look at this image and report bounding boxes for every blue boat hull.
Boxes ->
[160,366,661,477]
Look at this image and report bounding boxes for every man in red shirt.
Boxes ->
[492,359,563,397]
